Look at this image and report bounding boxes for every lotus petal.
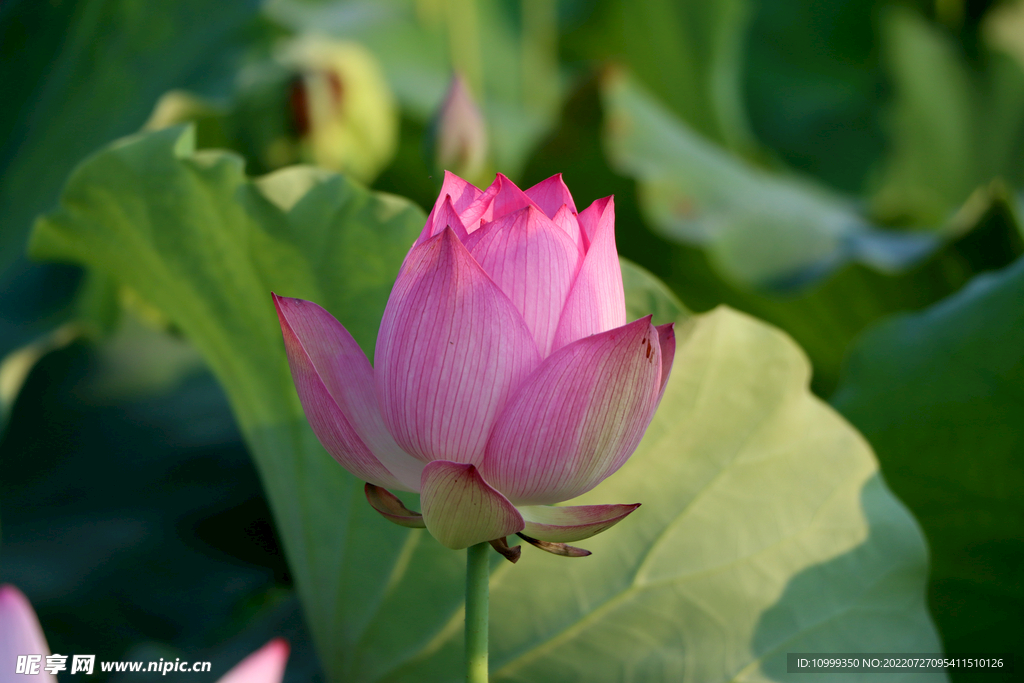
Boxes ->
[216,638,289,683]
[551,203,584,252]
[274,295,423,490]
[375,228,541,465]
[551,196,626,351]
[460,173,539,232]
[421,171,481,238]
[420,461,524,549]
[518,503,641,542]
[525,173,578,218]
[465,205,583,356]
[654,322,676,403]
[481,316,661,504]
[0,585,54,683]
[417,192,470,246]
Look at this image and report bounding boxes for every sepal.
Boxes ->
[516,533,591,557]
[364,483,426,528]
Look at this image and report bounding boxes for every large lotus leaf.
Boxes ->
[263,0,561,180]
[0,0,261,274]
[602,69,937,290]
[833,255,1024,663]
[31,127,942,681]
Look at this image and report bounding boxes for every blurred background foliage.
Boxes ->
[1,0,1022,681]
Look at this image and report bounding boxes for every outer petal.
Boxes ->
[518,503,640,542]
[375,228,541,465]
[576,195,613,248]
[481,316,661,504]
[464,205,583,356]
[525,173,578,218]
[419,171,481,243]
[459,173,539,232]
[551,196,626,352]
[655,322,676,404]
[275,295,424,491]
[0,585,54,683]
[216,639,289,683]
[420,461,524,549]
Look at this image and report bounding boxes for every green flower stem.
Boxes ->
[465,542,490,683]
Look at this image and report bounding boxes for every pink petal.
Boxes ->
[375,228,541,465]
[364,483,426,528]
[525,173,578,218]
[275,295,423,491]
[460,173,539,232]
[576,195,613,248]
[480,316,662,505]
[417,185,474,246]
[655,322,676,404]
[551,197,626,352]
[518,503,640,542]
[216,639,289,683]
[464,205,583,356]
[420,461,524,548]
[0,585,54,683]
[551,203,584,252]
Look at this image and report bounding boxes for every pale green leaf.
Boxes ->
[870,8,976,225]
[602,70,936,289]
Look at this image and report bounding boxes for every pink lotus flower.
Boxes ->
[1,584,289,683]
[1,585,54,683]
[275,172,675,555]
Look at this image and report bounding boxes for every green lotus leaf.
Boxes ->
[834,254,1024,661]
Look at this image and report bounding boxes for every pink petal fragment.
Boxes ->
[464,206,583,356]
[518,503,641,542]
[420,461,524,549]
[525,173,578,218]
[654,322,676,404]
[0,585,54,683]
[460,173,539,232]
[364,484,427,528]
[576,195,613,249]
[551,197,626,352]
[420,171,481,240]
[216,639,289,683]
[375,229,541,465]
[274,295,423,491]
[551,203,584,252]
[481,317,662,505]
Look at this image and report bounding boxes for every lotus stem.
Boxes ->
[465,542,490,682]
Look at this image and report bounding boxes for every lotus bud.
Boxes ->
[232,36,397,182]
[275,172,675,559]
[429,74,489,185]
